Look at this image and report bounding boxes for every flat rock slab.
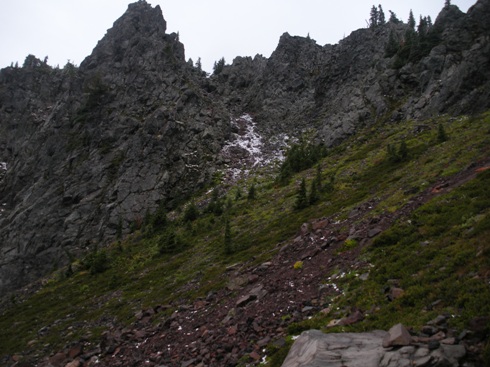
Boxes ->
[281,330,466,367]
[282,330,388,367]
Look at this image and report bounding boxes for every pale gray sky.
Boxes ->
[0,0,477,72]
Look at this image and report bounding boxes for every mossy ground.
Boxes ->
[1,112,489,363]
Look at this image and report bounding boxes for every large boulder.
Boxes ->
[281,329,466,367]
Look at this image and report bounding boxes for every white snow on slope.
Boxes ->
[220,114,290,182]
[221,114,264,167]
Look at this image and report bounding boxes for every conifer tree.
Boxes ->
[437,123,448,143]
[224,218,232,255]
[226,197,233,212]
[295,178,309,210]
[398,141,408,161]
[324,174,335,193]
[235,187,242,201]
[183,202,199,222]
[314,164,322,192]
[445,0,451,7]
[309,179,319,205]
[370,5,379,28]
[408,10,416,29]
[247,183,256,201]
[389,10,400,24]
[387,143,399,163]
[207,189,224,216]
[159,228,180,254]
[418,16,428,35]
[152,205,167,229]
[213,57,225,75]
[378,5,386,25]
[385,31,400,57]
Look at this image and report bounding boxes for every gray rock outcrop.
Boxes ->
[281,329,466,367]
[214,0,490,145]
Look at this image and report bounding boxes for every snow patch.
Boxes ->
[221,114,264,168]
[219,114,290,182]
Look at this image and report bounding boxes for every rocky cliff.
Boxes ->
[0,0,489,294]
[0,1,230,293]
[214,0,490,145]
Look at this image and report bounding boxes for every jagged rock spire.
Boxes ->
[80,1,180,70]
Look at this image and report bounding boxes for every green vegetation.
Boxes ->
[183,201,199,222]
[278,139,327,184]
[286,168,490,339]
[383,7,439,68]
[1,112,489,363]
[437,123,448,143]
[294,178,309,210]
[213,57,226,75]
[369,5,386,28]
[293,261,304,270]
[247,183,256,201]
[224,218,233,255]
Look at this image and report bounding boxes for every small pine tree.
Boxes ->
[378,5,386,25]
[418,16,428,36]
[64,264,74,278]
[152,205,167,229]
[196,57,202,71]
[387,143,399,163]
[213,57,225,75]
[88,249,110,275]
[295,178,309,210]
[398,141,408,161]
[324,174,335,193]
[309,179,319,205]
[183,202,199,222]
[314,164,323,192]
[226,197,233,212]
[235,187,242,201]
[159,228,179,254]
[437,123,448,143]
[207,189,224,216]
[224,219,233,255]
[370,5,379,28]
[385,31,400,58]
[389,10,400,24]
[408,10,416,29]
[247,184,256,201]
[445,0,451,7]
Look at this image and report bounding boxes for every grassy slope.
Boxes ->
[0,112,489,363]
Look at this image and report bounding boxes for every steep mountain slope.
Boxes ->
[0,111,488,366]
[0,2,489,363]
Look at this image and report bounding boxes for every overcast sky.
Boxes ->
[0,0,477,73]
